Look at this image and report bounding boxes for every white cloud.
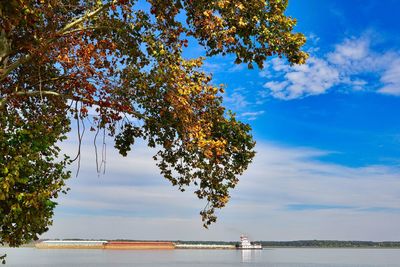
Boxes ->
[327,38,369,66]
[271,57,290,72]
[228,64,245,72]
[263,81,289,92]
[261,36,400,99]
[202,61,226,73]
[240,110,265,120]
[43,215,233,241]
[224,91,249,109]
[264,57,339,99]
[378,59,400,96]
[44,135,400,241]
[306,33,321,54]
[348,79,368,91]
[258,68,271,78]
[238,143,400,210]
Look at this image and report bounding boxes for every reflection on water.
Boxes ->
[241,249,262,263]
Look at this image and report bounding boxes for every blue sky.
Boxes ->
[43,1,400,242]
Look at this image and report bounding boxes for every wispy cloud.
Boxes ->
[202,61,226,73]
[286,204,355,211]
[260,36,400,100]
[44,136,400,241]
[378,59,400,96]
[227,64,245,73]
[224,91,250,110]
[239,110,265,121]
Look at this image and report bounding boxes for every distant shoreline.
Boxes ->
[175,240,400,249]
[2,240,400,249]
[263,246,400,249]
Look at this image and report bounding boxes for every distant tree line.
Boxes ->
[260,240,400,248]
[175,240,400,248]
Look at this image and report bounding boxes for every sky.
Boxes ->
[43,0,400,242]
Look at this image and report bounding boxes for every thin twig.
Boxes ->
[94,123,101,176]
[71,101,84,177]
[100,127,107,174]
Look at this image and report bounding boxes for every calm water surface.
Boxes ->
[2,248,400,267]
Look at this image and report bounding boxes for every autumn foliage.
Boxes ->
[0,0,307,247]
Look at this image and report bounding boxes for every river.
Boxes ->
[2,247,400,266]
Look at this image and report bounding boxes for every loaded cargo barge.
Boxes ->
[36,240,107,249]
[36,236,261,250]
[36,240,233,250]
[36,240,174,250]
[175,244,236,249]
[104,241,175,250]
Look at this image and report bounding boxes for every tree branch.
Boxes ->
[0,0,118,82]
[58,1,116,35]
[0,90,147,120]
[61,26,116,36]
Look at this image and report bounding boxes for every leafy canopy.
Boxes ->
[0,0,307,246]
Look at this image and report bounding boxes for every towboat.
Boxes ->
[236,235,262,249]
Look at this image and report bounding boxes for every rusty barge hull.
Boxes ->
[104,242,175,250]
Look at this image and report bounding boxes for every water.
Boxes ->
[2,248,400,266]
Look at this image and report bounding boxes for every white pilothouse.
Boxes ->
[236,235,262,249]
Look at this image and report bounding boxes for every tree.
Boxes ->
[0,0,307,247]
